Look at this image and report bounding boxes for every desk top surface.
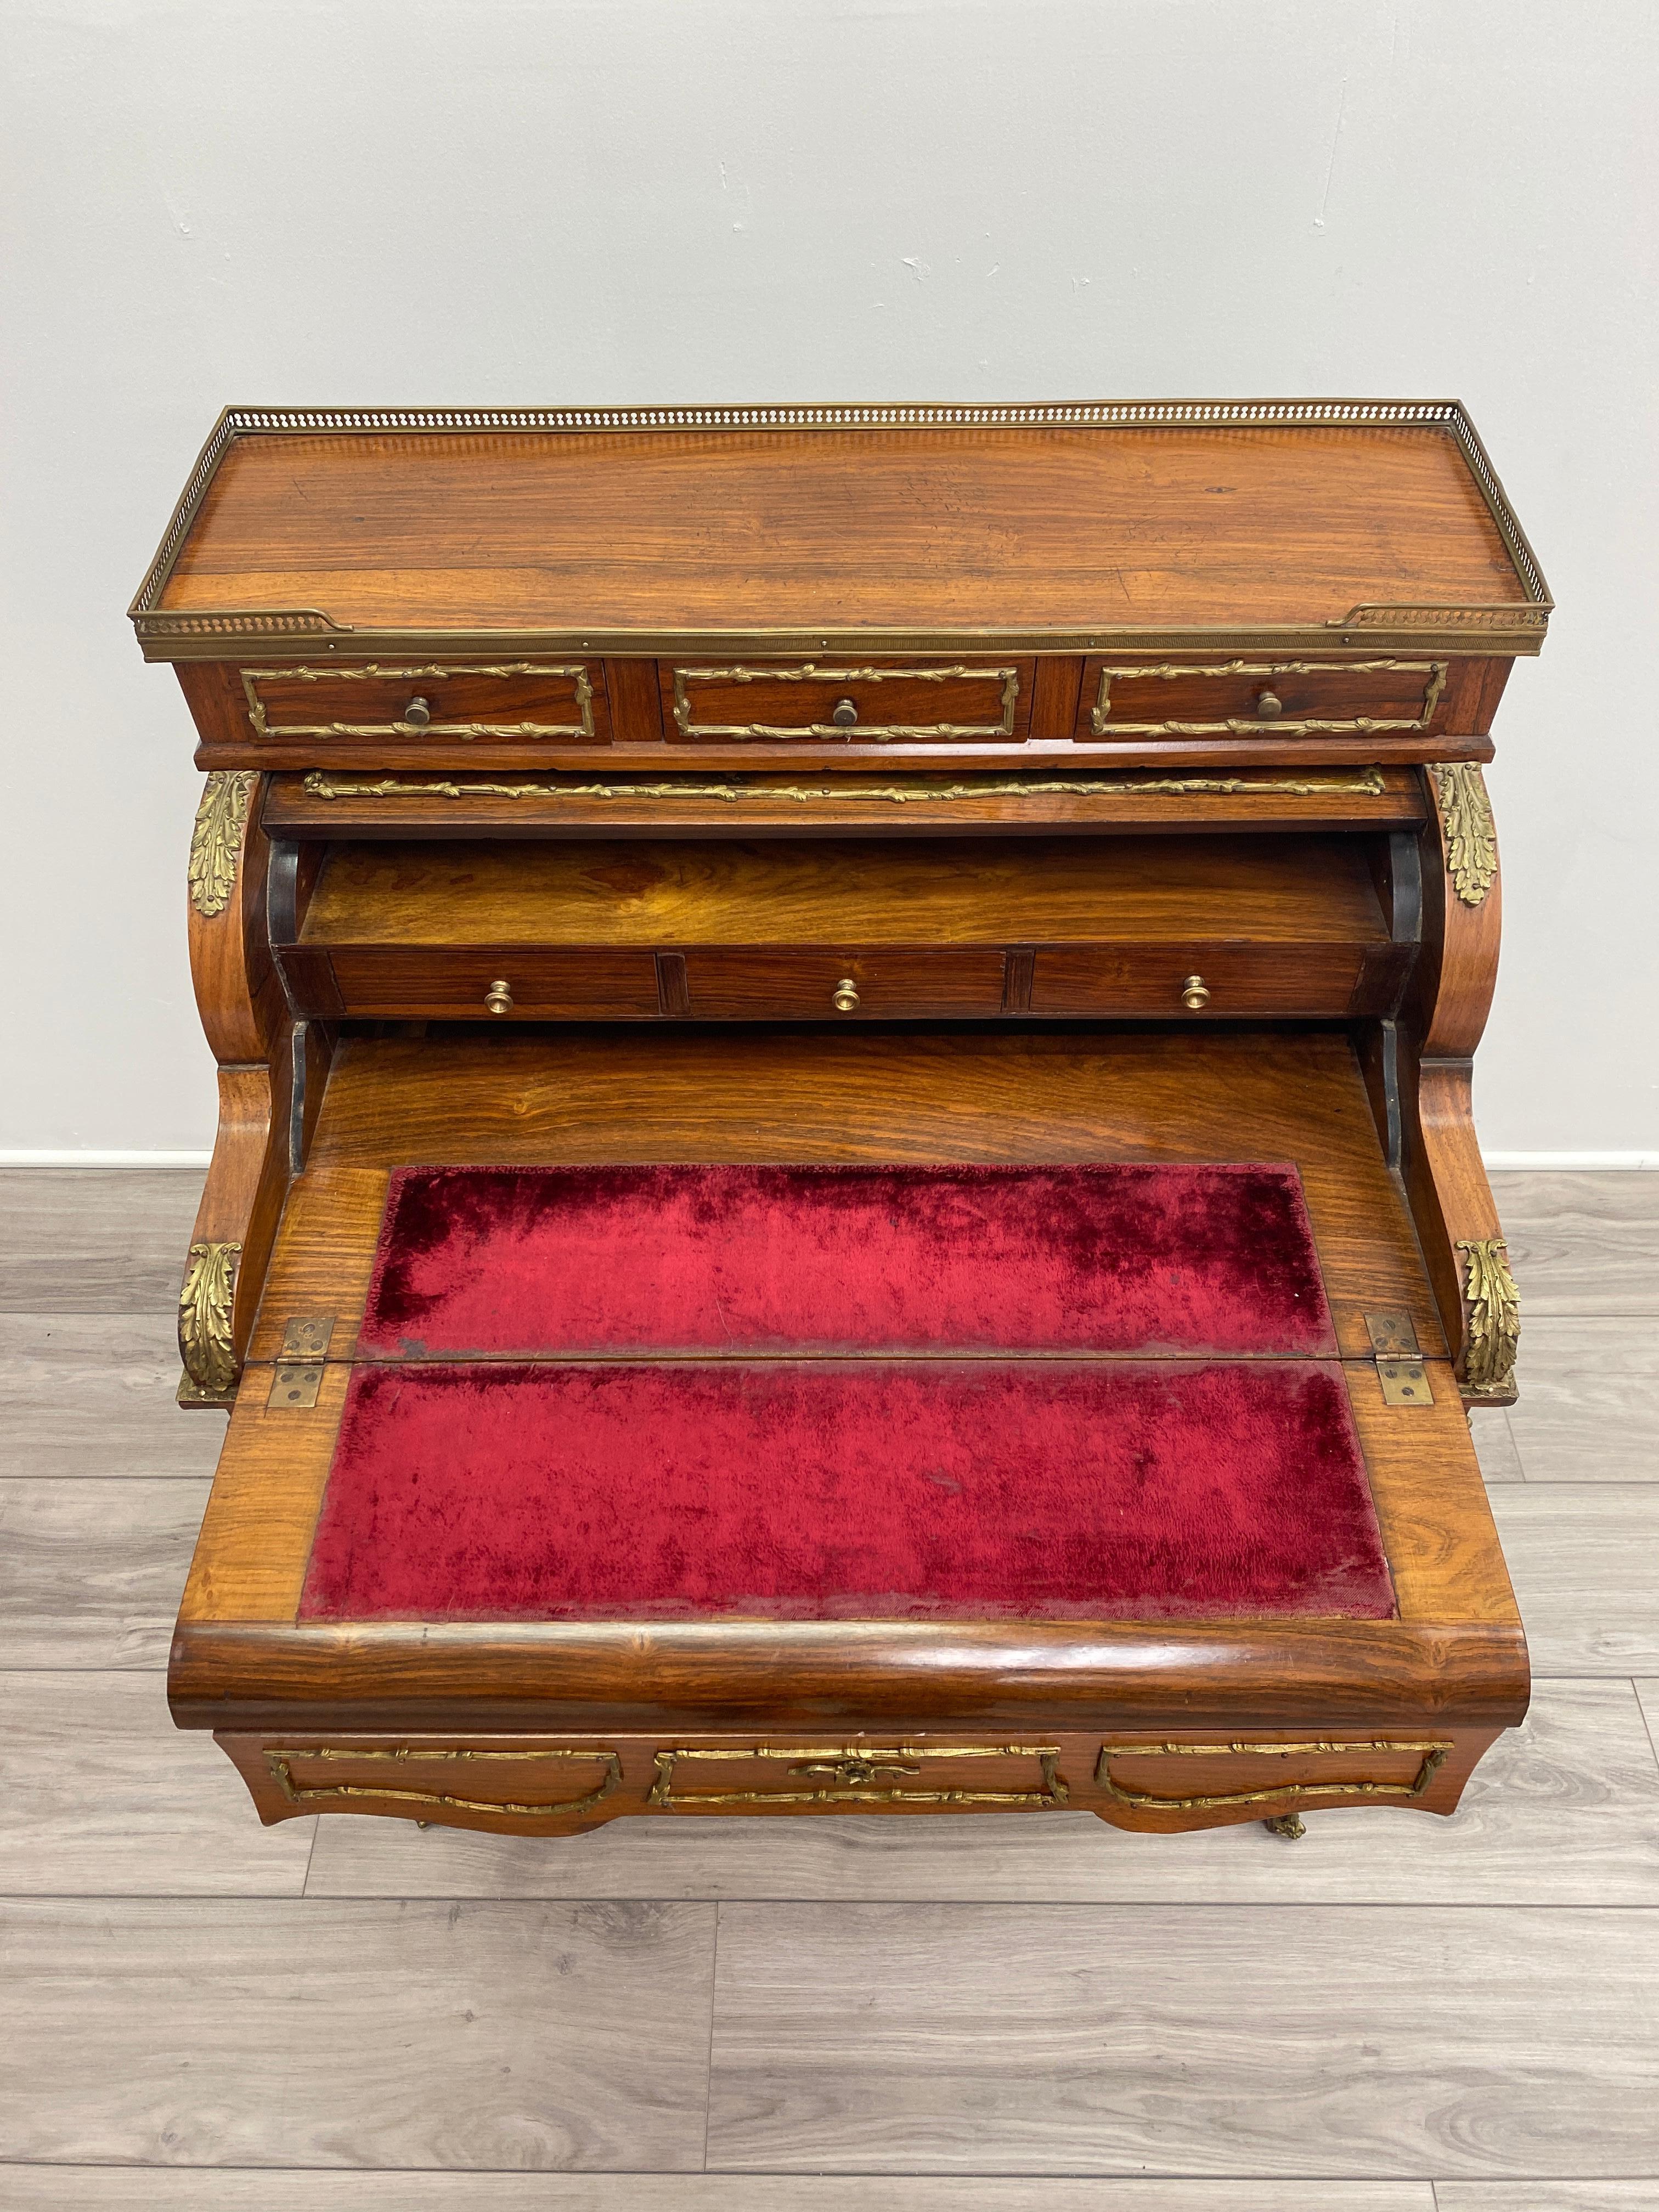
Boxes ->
[133,402,1548,659]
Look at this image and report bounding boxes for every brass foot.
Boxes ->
[1264,1813,1306,1840]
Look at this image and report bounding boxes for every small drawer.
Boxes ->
[1030,944,1372,1018]
[242,661,605,742]
[666,660,1032,743]
[1096,1736,1451,1825]
[260,1741,625,1826]
[1081,657,1448,738]
[650,1742,1069,1812]
[682,950,1007,1019]
[315,947,662,1019]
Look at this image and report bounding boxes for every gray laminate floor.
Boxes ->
[2,1166,1657,2210]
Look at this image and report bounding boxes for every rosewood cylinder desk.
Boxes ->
[132,399,1546,1841]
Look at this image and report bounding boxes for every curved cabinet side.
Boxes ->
[178,771,293,1407]
[1404,763,1516,1404]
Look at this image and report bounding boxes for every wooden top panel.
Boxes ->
[137,405,1547,653]
[297,834,1388,949]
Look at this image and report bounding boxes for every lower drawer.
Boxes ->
[295,947,662,1019]
[1030,944,1375,1017]
[682,950,1007,1019]
[1094,1735,1452,1824]
[219,1728,1472,1835]
[257,1740,625,1823]
[648,1742,1068,1811]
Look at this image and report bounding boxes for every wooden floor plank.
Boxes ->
[0,1674,313,1896]
[0,1899,714,2169]
[0,1315,225,1480]
[705,1904,1659,2176]
[1506,1318,1659,1482]
[1470,1410,1525,1483]
[0,1480,207,1667]
[1488,1488,1659,1673]
[0,2173,1442,2208]
[1436,2189,1659,2210]
[1490,1170,1659,1317]
[1634,1680,1659,1764]
[304,1679,1659,1906]
[0,1171,203,1313]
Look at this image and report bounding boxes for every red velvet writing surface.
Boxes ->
[300,1358,1394,1624]
[359,1163,1335,1358]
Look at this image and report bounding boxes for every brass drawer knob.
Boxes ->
[832,977,861,1013]
[1181,974,1211,1011]
[403,695,433,727]
[1255,688,1283,719]
[830,697,859,729]
[484,978,514,1015]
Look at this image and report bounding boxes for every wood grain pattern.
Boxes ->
[0,1315,224,1479]
[1492,1171,1659,1316]
[680,949,1007,1018]
[317,947,662,1020]
[0,1899,715,2169]
[1436,2190,1659,2211]
[156,424,1526,633]
[704,1903,1659,2175]
[1488,1488,1659,1672]
[1504,1317,1659,1481]
[0,1672,315,1895]
[0,1171,205,1313]
[296,836,1390,948]
[1470,1409,1526,1484]
[0,1479,206,1667]
[0,2176,1444,2209]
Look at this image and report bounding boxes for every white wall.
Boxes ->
[3,0,1655,1155]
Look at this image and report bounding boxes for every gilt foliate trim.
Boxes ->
[1457,1238,1520,1395]
[188,772,257,918]
[1432,763,1498,906]
[179,1240,241,1395]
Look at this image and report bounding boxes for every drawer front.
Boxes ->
[1031,944,1371,1017]
[667,660,1032,742]
[651,1742,1069,1812]
[243,662,604,741]
[262,1742,624,1824]
[319,947,662,1019]
[1083,657,1448,738]
[1096,1737,1451,1824]
[682,950,1007,1019]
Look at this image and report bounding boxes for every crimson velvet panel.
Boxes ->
[300,1358,1394,1623]
[358,1163,1339,1358]
[300,1162,1393,1624]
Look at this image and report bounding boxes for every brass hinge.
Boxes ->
[266,1315,335,1409]
[1365,1311,1434,1407]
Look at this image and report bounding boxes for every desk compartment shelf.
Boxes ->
[276,831,1406,1024]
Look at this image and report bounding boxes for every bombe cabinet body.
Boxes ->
[136,401,1544,1839]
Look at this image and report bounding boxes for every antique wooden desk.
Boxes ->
[132,400,1547,1840]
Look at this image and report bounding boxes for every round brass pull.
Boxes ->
[830,697,859,729]
[832,977,861,1013]
[1255,689,1283,719]
[484,978,514,1016]
[1181,974,1211,1011]
[403,696,433,727]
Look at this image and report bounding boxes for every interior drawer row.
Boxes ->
[275,832,1409,1024]
[279,942,1404,1021]
[208,650,1492,755]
